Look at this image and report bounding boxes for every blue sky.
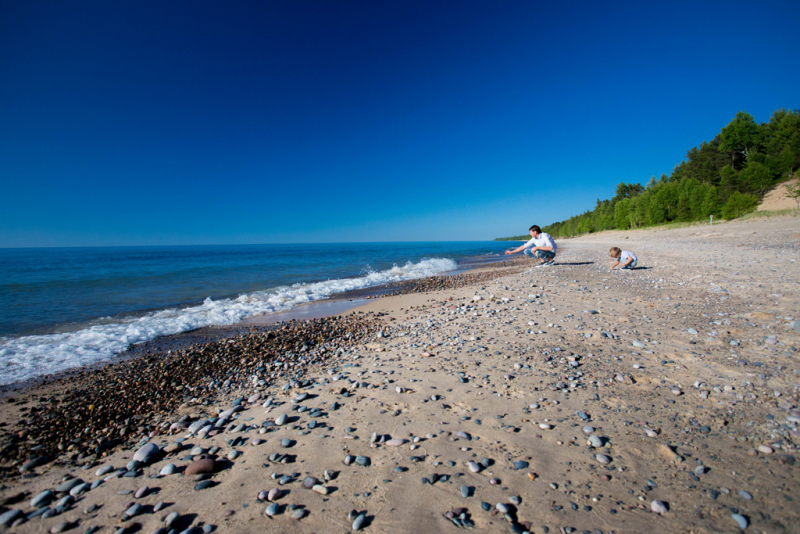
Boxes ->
[1,0,798,247]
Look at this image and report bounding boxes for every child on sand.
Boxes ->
[505,225,557,267]
[609,247,637,270]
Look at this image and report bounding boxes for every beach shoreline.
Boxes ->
[1,215,798,533]
[0,257,525,396]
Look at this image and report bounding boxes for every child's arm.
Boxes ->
[610,260,620,271]
[621,257,633,268]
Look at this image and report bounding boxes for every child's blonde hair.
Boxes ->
[609,247,621,258]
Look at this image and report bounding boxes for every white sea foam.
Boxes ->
[0,257,457,386]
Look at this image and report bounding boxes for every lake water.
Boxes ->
[0,241,514,385]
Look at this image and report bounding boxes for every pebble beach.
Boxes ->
[1,216,799,534]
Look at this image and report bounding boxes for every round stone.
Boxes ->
[194,480,214,491]
[651,500,668,514]
[133,443,159,464]
[31,490,54,508]
[160,464,176,475]
[731,513,748,529]
[185,459,216,475]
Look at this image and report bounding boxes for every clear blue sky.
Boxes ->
[1,1,798,247]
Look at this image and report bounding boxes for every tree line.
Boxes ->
[504,109,799,240]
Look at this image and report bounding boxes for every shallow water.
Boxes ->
[0,241,513,385]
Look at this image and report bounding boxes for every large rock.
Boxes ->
[133,442,160,464]
[185,458,217,475]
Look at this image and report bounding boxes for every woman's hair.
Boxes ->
[610,247,621,257]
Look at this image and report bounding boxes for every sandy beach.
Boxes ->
[1,215,799,534]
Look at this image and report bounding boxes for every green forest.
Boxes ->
[497,108,800,240]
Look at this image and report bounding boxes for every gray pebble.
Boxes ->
[56,478,84,493]
[0,510,23,527]
[739,490,753,501]
[651,500,668,514]
[95,465,114,477]
[160,464,176,475]
[133,442,160,464]
[460,485,470,498]
[31,490,54,508]
[513,460,529,470]
[352,513,366,530]
[595,454,612,465]
[165,512,179,528]
[731,513,748,529]
[124,503,142,519]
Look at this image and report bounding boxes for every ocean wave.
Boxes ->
[0,257,457,386]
